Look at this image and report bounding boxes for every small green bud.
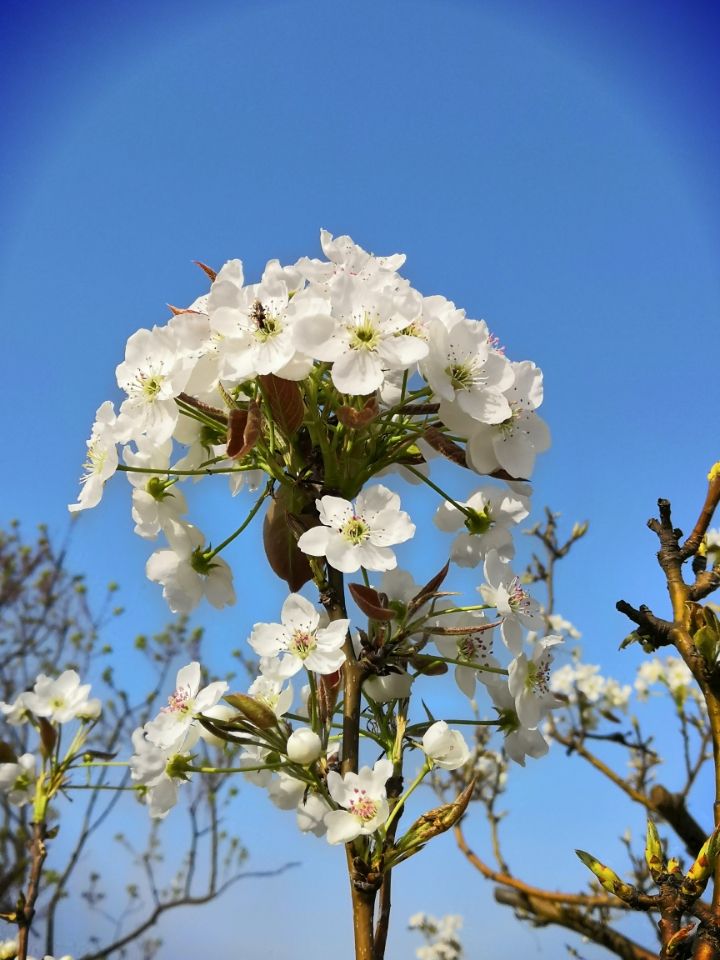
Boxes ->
[575,850,639,904]
[680,829,720,899]
[645,819,666,882]
[224,692,278,730]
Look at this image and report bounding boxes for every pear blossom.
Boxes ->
[421,315,514,423]
[146,520,235,614]
[238,743,274,787]
[0,691,30,725]
[479,550,543,653]
[363,670,413,703]
[68,401,121,513]
[292,273,427,394]
[115,326,193,444]
[485,680,550,765]
[123,439,188,539]
[295,229,406,285]
[249,669,295,717]
[324,757,393,844]
[249,594,348,677]
[297,791,332,837]
[129,726,192,819]
[286,728,322,765]
[454,361,550,479]
[145,662,228,750]
[298,485,415,573]
[433,614,502,699]
[268,770,308,810]
[421,722,470,770]
[23,670,101,724]
[0,753,36,806]
[197,703,238,747]
[507,635,564,728]
[207,258,321,383]
[433,483,530,565]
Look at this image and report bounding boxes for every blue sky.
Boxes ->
[1,0,719,956]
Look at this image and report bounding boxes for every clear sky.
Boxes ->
[1,1,719,957]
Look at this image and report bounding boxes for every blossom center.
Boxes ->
[165,687,193,714]
[289,630,317,660]
[526,657,551,696]
[508,576,531,614]
[348,788,378,822]
[341,516,370,544]
[84,443,107,478]
[349,314,380,351]
[140,374,164,401]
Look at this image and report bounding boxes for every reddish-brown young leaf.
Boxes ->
[423,427,468,467]
[167,304,185,316]
[337,395,380,429]
[407,560,451,615]
[193,260,217,282]
[262,490,314,592]
[38,717,57,758]
[226,401,262,460]
[318,670,343,725]
[259,374,305,437]
[348,582,396,621]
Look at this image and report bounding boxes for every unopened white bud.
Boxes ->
[287,728,322,765]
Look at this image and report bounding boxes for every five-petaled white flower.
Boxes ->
[23,670,101,724]
[324,757,393,844]
[68,401,122,513]
[145,662,228,750]
[298,485,415,573]
[0,753,36,806]
[249,594,348,676]
[146,520,235,614]
[479,550,543,653]
[507,635,564,728]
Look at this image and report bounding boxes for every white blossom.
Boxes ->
[249,594,348,677]
[286,728,322,765]
[422,722,470,770]
[68,401,121,513]
[508,635,564,728]
[433,483,530,566]
[324,757,393,844]
[0,753,36,806]
[145,662,228,750]
[298,485,415,573]
[146,520,235,614]
[479,550,542,653]
[23,670,101,724]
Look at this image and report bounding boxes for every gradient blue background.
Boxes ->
[1,0,718,956]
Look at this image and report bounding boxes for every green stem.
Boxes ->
[401,465,473,517]
[418,653,508,677]
[383,761,431,834]
[205,480,273,559]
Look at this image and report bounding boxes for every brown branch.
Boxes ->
[493,888,659,960]
[16,821,48,960]
[616,601,675,647]
[453,824,640,909]
[689,570,720,603]
[680,472,720,561]
[77,864,299,960]
[649,786,709,857]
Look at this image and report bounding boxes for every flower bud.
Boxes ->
[198,704,238,746]
[680,828,720,899]
[645,819,666,882]
[363,671,413,703]
[422,721,470,770]
[575,850,639,904]
[224,692,278,730]
[286,728,322,765]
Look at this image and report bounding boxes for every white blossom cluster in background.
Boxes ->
[634,656,703,706]
[408,913,463,960]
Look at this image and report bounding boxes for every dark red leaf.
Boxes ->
[193,260,217,282]
[259,374,305,437]
[348,582,395,621]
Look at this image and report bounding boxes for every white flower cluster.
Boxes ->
[634,656,703,706]
[551,660,631,711]
[408,913,464,960]
[69,230,549,615]
[128,662,227,818]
